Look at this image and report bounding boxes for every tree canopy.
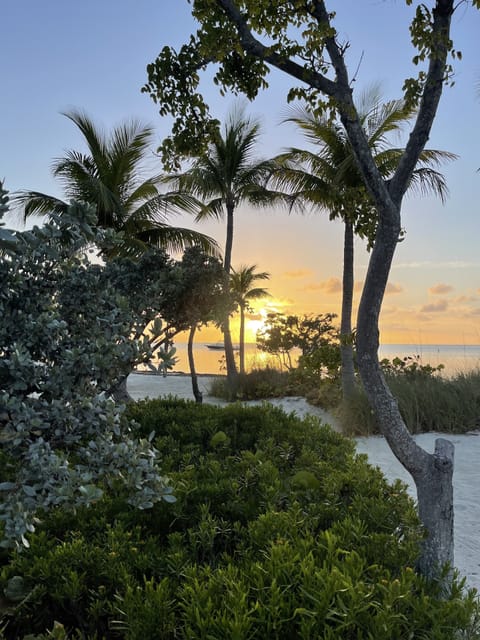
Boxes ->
[143,0,480,581]
[14,110,217,258]
[0,205,175,547]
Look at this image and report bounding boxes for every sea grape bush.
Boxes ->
[0,180,18,251]
[0,204,174,547]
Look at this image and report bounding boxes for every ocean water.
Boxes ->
[162,343,480,377]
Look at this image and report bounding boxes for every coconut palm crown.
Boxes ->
[14,109,218,258]
[230,264,270,374]
[163,106,281,385]
[272,87,457,400]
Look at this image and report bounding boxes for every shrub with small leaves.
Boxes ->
[0,206,174,548]
[1,400,478,639]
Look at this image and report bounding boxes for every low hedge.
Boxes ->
[0,398,478,639]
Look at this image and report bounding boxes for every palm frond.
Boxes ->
[135,224,220,257]
[230,264,271,305]
[406,168,450,203]
[194,198,225,222]
[12,191,69,222]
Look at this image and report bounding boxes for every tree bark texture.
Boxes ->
[239,303,246,374]
[340,220,356,401]
[223,201,238,391]
[416,439,454,583]
[109,375,133,404]
[188,325,203,403]
[356,204,455,586]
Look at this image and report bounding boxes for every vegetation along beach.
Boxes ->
[1,1,480,638]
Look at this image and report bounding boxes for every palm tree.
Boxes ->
[14,109,218,258]
[230,265,270,374]
[273,88,456,401]
[164,106,279,390]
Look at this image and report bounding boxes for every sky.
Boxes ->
[2,0,479,345]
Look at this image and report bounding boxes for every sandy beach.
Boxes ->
[128,372,480,593]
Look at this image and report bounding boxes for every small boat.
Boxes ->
[206,343,239,351]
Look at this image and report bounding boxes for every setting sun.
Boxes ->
[243,300,289,343]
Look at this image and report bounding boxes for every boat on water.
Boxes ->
[206,343,239,351]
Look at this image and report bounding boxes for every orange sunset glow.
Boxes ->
[3,1,479,348]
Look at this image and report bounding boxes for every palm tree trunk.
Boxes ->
[223,201,238,393]
[340,219,356,401]
[187,324,202,403]
[224,202,234,275]
[239,303,246,374]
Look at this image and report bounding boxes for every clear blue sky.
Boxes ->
[2,1,480,343]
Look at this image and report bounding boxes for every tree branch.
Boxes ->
[309,1,395,209]
[216,0,337,95]
[389,0,454,203]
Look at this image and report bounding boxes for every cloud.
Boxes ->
[354,281,402,294]
[420,299,449,313]
[381,306,399,315]
[245,312,262,321]
[469,308,480,316]
[392,261,480,269]
[264,298,294,312]
[304,277,342,294]
[385,282,403,295]
[429,283,453,295]
[454,295,476,304]
[283,269,313,279]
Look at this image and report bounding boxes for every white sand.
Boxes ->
[128,372,480,593]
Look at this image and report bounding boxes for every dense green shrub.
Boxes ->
[1,399,478,638]
[209,366,294,400]
[208,364,342,407]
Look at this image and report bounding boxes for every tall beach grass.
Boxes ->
[338,367,480,436]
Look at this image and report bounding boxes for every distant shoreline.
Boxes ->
[141,343,480,378]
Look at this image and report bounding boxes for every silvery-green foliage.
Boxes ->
[0,179,18,250]
[0,204,174,548]
[0,179,9,217]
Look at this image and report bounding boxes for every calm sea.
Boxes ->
[157,343,480,377]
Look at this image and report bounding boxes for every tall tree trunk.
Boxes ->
[239,303,246,374]
[223,201,238,394]
[356,203,454,586]
[340,219,356,401]
[187,324,203,403]
[109,375,133,404]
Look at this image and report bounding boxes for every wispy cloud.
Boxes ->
[420,299,449,313]
[283,269,313,279]
[392,261,480,269]
[304,277,342,294]
[429,283,454,295]
[381,305,399,315]
[265,298,294,312]
[385,282,403,295]
[354,281,402,294]
[453,295,476,304]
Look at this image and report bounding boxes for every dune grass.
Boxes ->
[209,360,480,437]
[338,368,480,436]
